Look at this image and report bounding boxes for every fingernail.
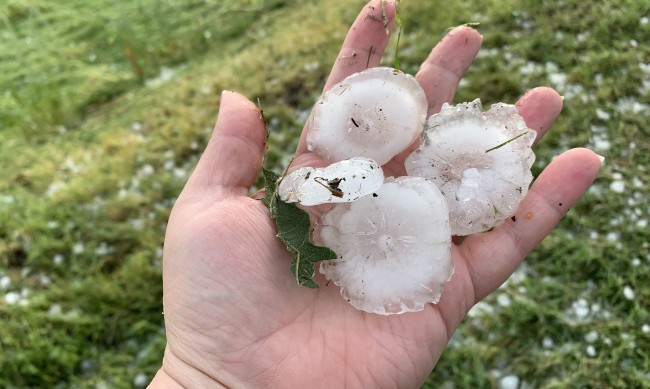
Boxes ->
[596,154,605,165]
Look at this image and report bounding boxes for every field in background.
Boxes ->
[1,0,648,387]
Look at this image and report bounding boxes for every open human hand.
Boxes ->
[150,1,602,387]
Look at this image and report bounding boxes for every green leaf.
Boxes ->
[262,167,279,209]
[262,168,338,288]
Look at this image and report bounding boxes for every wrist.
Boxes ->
[148,346,229,389]
[149,368,184,389]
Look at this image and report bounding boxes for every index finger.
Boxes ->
[296,0,397,155]
[322,0,397,92]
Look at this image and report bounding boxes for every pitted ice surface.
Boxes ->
[278,157,384,206]
[317,177,453,315]
[405,99,537,236]
[306,67,427,166]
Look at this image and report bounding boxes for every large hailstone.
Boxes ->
[405,99,536,236]
[278,157,384,206]
[307,67,428,166]
[317,177,453,315]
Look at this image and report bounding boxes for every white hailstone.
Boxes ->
[584,330,599,343]
[498,375,520,389]
[4,291,20,305]
[610,180,625,193]
[53,254,64,265]
[586,345,597,357]
[133,373,148,388]
[497,293,512,307]
[595,108,611,121]
[72,242,84,254]
[48,304,63,316]
[95,242,111,256]
[307,67,427,165]
[406,99,536,236]
[278,157,383,206]
[542,336,555,348]
[317,177,452,315]
[623,285,635,300]
[572,298,590,319]
[591,303,601,313]
[0,275,11,290]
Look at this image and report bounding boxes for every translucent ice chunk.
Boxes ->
[405,99,536,236]
[307,67,428,166]
[278,157,384,206]
[317,177,453,315]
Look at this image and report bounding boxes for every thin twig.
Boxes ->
[366,45,374,69]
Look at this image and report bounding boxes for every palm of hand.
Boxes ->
[153,1,601,388]
[164,194,449,387]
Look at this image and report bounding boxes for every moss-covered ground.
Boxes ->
[1,0,648,387]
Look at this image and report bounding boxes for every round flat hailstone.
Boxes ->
[317,176,453,315]
[306,67,427,166]
[278,157,384,206]
[405,99,537,236]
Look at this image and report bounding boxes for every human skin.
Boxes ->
[149,1,602,387]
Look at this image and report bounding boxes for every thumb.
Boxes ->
[184,90,267,197]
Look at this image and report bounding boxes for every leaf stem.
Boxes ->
[485,131,529,153]
[392,0,402,70]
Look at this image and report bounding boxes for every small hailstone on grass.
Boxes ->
[497,293,512,307]
[586,345,597,357]
[610,180,625,193]
[317,177,452,315]
[542,336,555,348]
[584,330,599,343]
[406,99,536,236]
[623,285,635,300]
[498,375,520,389]
[307,67,427,165]
[4,291,20,305]
[278,157,383,206]
[0,276,10,290]
[53,254,64,265]
[133,373,149,388]
[48,304,63,316]
[570,298,590,319]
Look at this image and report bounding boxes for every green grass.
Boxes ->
[1,0,649,387]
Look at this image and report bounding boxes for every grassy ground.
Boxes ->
[1,0,648,387]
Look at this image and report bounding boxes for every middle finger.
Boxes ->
[415,26,483,116]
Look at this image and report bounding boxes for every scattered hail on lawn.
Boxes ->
[317,177,452,315]
[406,99,536,236]
[306,67,427,165]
